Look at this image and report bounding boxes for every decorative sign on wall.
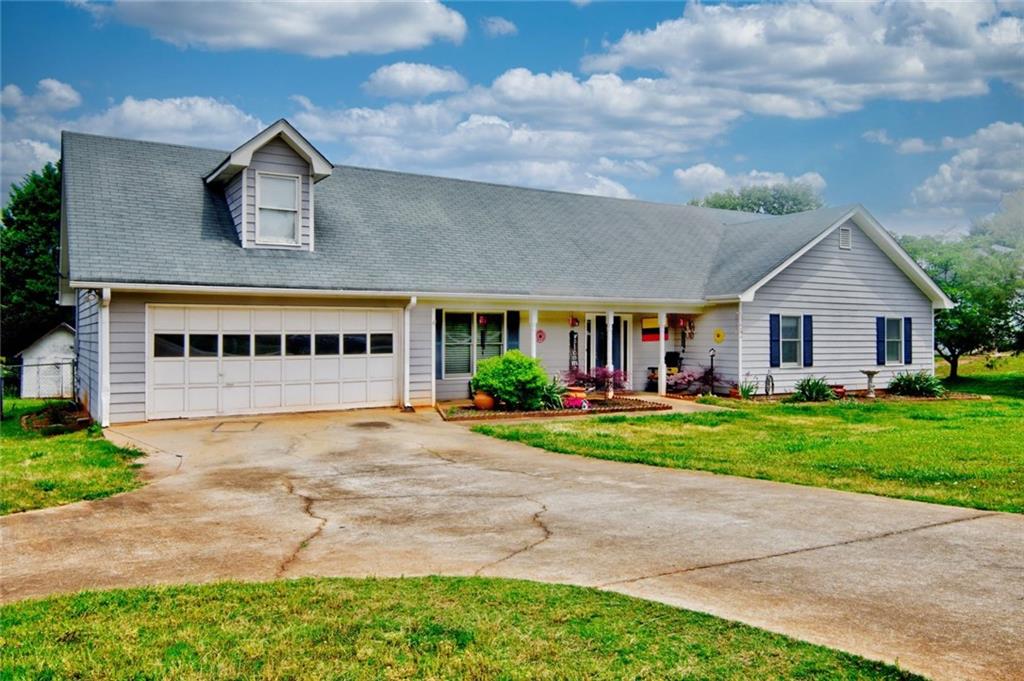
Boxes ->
[713,327,727,344]
[536,329,547,343]
[641,317,668,342]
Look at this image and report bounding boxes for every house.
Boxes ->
[57,119,954,426]
[16,323,76,399]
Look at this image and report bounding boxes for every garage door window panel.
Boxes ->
[188,334,219,357]
[370,333,394,355]
[154,334,185,357]
[223,335,251,357]
[344,334,368,355]
[315,334,340,355]
[255,334,282,356]
[285,334,311,356]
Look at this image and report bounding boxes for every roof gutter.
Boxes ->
[67,280,708,310]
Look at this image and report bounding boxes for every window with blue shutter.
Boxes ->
[802,315,813,367]
[903,317,912,364]
[875,317,886,365]
[507,311,520,350]
[769,314,781,368]
[434,309,443,379]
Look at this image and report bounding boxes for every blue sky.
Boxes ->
[2,1,1021,235]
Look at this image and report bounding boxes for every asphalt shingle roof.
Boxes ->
[62,131,855,301]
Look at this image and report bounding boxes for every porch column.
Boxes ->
[605,309,615,398]
[657,311,667,396]
[528,308,539,358]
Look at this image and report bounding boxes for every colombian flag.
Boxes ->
[641,317,668,342]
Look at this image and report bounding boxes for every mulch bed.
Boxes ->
[438,397,672,422]
[20,402,92,435]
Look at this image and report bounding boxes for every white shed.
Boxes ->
[16,323,76,398]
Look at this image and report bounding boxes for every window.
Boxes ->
[885,318,903,364]
[370,333,394,355]
[285,334,311,356]
[476,314,502,362]
[222,334,251,357]
[343,333,368,355]
[189,334,219,357]
[154,334,185,357]
[254,334,281,356]
[839,225,852,250]
[444,313,473,375]
[443,311,505,377]
[256,173,299,245]
[780,315,801,365]
[315,334,340,355]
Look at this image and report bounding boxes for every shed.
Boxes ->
[16,323,76,398]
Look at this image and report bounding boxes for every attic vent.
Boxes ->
[838,226,852,250]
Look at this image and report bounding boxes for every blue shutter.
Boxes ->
[507,311,520,351]
[904,317,912,365]
[434,309,443,379]
[802,315,813,367]
[769,314,781,368]
[876,317,886,365]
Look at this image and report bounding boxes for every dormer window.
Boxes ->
[256,172,300,246]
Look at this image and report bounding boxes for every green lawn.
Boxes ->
[0,399,143,515]
[0,577,920,680]
[475,360,1024,513]
[936,352,1024,398]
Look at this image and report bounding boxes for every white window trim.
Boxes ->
[885,317,904,365]
[780,314,802,367]
[254,171,301,247]
[441,311,507,379]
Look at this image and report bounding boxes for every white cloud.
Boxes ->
[895,137,936,154]
[583,2,1024,118]
[0,138,60,196]
[79,0,466,57]
[0,79,82,113]
[481,16,517,37]
[591,157,659,179]
[862,129,893,146]
[673,162,826,198]
[363,63,468,98]
[913,121,1024,207]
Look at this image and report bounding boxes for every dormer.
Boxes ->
[205,119,332,251]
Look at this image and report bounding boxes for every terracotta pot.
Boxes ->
[473,391,495,411]
[728,387,740,399]
[831,385,847,399]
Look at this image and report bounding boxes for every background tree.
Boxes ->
[1,162,69,358]
[688,182,824,215]
[900,192,1023,377]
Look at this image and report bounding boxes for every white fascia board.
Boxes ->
[68,280,706,312]
[204,119,332,185]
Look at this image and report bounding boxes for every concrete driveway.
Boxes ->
[2,408,1021,681]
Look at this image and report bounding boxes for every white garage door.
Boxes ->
[147,305,400,419]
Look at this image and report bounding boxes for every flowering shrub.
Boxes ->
[665,369,699,393]
[563,367,628,390]
[562,396,590,409]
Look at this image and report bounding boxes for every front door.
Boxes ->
[585,314,629,373]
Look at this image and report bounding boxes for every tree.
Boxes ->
[900,195,1024,377]
[1,162,69,358]
[688,182,824,215]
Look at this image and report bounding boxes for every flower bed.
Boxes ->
[439,397,671,422]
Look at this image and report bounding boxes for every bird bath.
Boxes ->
[860,369,881,398]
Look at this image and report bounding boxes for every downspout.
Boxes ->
[402,296,417,411]
[99,287,111,427]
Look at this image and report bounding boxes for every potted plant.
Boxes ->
[472,390,495,411]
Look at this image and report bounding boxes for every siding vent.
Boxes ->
[838,226,852,250]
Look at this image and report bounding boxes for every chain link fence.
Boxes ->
[1,360,78,416]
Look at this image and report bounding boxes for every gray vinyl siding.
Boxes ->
[244,137,312,250]
[75,289,100,420]
[226,169,245,243]
[109,296,147,423]
[742,221,934,393]
[408,305,433,404]
[684,304,739,391]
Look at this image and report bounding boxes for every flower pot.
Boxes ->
[473,391,495,411]
[728,387,740,399]
[831,385,847,399]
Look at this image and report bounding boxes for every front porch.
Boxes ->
[434,307,736,401]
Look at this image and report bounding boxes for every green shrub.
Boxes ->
[539,377,567,410]
[470,350,551,411]
[888,370,946,397]
[790,376,835,402]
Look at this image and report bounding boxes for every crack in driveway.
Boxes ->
[599,512,998,588]
[475,497,552,576]
[276,479,328,578]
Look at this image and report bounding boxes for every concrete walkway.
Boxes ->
[2,408,1020,681]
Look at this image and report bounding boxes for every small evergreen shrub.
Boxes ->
[470,350,551,410]
[888,370,946,397]
[790,376,835,402]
